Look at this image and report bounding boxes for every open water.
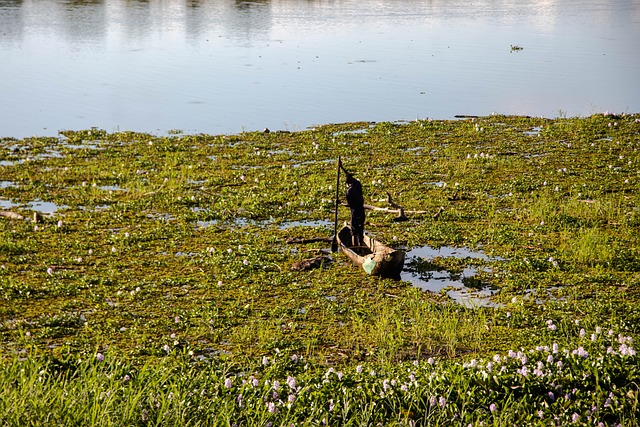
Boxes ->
[1,0,639,138]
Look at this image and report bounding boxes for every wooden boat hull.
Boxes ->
[336,225,405,278]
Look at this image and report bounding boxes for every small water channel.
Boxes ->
[0,198,68,215]
[401,245,500,307]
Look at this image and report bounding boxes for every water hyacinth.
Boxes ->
[2,116,640,425]
[2,313,640,426]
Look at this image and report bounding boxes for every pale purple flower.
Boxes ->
[572,413,580,423]
[356,365,363,373]
[224,378,233,388]
[96,353,104,362]
[286,376,296,390]
[123,374,131,382]
[237,394,244,407]
[580,328,586,337]
[517,366,528,377]
[619,344,636,356]
[383,379,390,391]
[401,384,408,392]
[267,402,276,413]
[489,403,497,412]
[291,354,299,363]
[438,396,446,407]
[252,378,259,387]
[272,380,281,391]
[546,354,554,363]
[548,391,555,401]
[429,396,437,406]
[288,394,295,404]
[572,346,588,358]
[329,399,335,411]
[427,357,435,365]
[163,344,171,353]
[47,267,53,276]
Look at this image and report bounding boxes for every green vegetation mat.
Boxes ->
[1,114,639,425]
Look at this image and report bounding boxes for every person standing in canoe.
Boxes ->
[340,161,366,247]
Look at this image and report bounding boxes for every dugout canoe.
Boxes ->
[336,224,405,278]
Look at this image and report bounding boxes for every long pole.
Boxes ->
[331,156,341,252]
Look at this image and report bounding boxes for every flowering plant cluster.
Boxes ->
[7,324,635,426]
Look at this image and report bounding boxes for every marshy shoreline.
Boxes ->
[1,114,640,425]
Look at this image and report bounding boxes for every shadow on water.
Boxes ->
[401,245,501,307]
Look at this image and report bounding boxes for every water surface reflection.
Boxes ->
[1,0,639,137]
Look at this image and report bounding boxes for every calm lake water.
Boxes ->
[1,0,639,138]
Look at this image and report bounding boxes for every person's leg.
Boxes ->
[349,210,358,246]
[352,211,365,247]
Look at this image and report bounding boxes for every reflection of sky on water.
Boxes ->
[401,244,500,307]
[1,0,639,138]
[0,198,67,214]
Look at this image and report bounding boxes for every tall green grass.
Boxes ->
[2,322,638,426]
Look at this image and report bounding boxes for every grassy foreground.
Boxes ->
[1,114,640,425]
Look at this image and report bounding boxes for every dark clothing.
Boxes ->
[346,178,364,210]
[345,179,365,246]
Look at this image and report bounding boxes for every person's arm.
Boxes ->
[339,160,350,176]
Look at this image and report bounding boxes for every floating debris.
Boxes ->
[291,255,333,271]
